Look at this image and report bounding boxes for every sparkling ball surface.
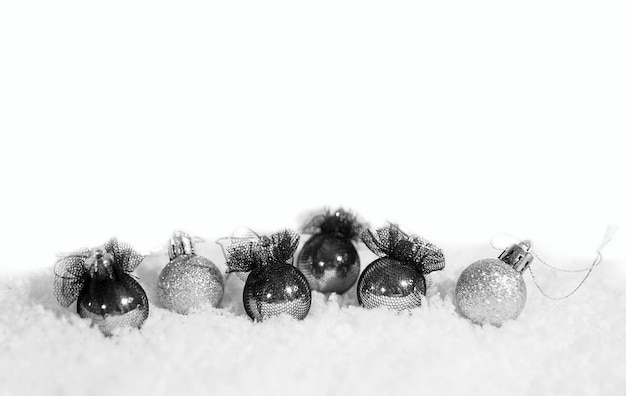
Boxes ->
[77,273,149,336]
[357,257,426,311]
[296,234,360,294]
[157,255,224,314]
[455,258,527,326]
[243,264,311,321]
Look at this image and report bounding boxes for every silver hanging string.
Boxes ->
[531,226,617,273]
[215,237,231,263]
[144,234,206,257]
[490,233,519,251]
[56,252,91,259]
[490,232,609,272]
[215,227,262,260]
[214,237,234,282]
[528,226,617,300]
[215,227,263,281]
[192,235,206,244]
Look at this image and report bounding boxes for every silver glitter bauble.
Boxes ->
[157,232,224,314]
[455,258,526,326]
[244,263,311,321]
[54,238,149,336]
[455,241,534,326]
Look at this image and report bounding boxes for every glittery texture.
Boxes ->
[357,257,425,311]
[157,255,224,314]
[297,234,360,294]
[455,258,527,326]
[54,238,149,335]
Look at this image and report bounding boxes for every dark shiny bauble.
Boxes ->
[243,264,311,321]
[297,234,360,294]
[357,257,426,311]
[77,273,149,335]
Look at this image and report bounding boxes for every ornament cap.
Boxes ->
[169,231,196,260]
[85,248,115,280]
[498,240,533,273]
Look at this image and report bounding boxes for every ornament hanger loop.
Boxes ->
[215,227,263,262]
[528,226,617,300]
[490,233,521,251]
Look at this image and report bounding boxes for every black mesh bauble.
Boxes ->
[77,273,149,335]
[357,224,445,311]
[243,264,311,321]
[53,238,149,336]
[297,234,360,294]
[357,257,426,311]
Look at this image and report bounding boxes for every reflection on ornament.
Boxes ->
[455,240,533,326]
[357,224,445,311]
[297,208,364,294]
[243,263,311,321]
[158,232,224,314]
[222,229,311,321]
[358,257,425,311]
[54,238,149,335]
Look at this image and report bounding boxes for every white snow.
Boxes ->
[1,2,625,395]
[1,239,624,396]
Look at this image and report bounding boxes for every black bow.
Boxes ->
[224,229,300,273]
[361,224,445,274]
[53,238,143,307]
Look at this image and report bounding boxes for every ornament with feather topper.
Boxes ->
[297,208,365,294]
[222,229,311,321]
[53,238,149,335]
[357,224,445,311]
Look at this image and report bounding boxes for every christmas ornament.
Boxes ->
[221,229,311,321]
[296,208,365,294]
[357,224,445,311]
[53,238,149,335]
[456,227,616,326]
[455,241,532,326]
[157,231,224,314]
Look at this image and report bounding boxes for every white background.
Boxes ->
[0,0,624,274]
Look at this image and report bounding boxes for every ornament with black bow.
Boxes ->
[53,238,149,335]
[221,229,312,321]
[357,224,445,311]
[297,208,365,294]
